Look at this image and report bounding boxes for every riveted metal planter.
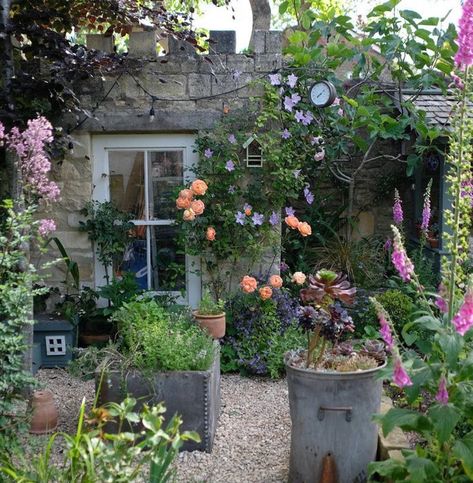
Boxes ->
[95,347,221,452]
[285,353,385,483]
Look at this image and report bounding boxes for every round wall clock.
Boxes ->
[309,80,337,108]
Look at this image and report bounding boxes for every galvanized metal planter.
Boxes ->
[285,353,385,483]
[95,347,221,452]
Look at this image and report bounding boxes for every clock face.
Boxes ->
[310,81,336,108]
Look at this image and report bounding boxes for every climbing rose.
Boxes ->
[183,209,196,221]
[393,358,413,389]
[259,286,273,301]
[240,275,257,293]
[452,290,473,336]
[297,221,312,237]
[269,275,283,289]
[176,197,191,209]
[206,227,216,241]
[191,179,208,196]
[435,376,449,405]
[455,0,473,67]
[190,199,205,216]
[179,188,193,200]
[285,215,300,230]
[392,189,403,224]
[391,226,414,282]
[243,203,252,216]
[38,218,56,237]
[292,272,306,285]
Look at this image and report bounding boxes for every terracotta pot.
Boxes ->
[193,311,226,339]
[29,389,58,434]
[428,237,439,249]
[80,333,111,346]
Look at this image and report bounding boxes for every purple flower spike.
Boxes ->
[204,148,213,158]
[455,0,473,67]
[252,212,264,226]
[421,180,432,233]
[225,160,235,172]
[235,211,246,225]
[393,358,413,388]
[435,376,449,405]
[391,227,414,282]
[393,189,404,225]
[452,290,473,336]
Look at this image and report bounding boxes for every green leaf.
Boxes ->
[439,332,462,367]
[279,0,289,14]
[368,457,408,479]
[420,17,439,26]
[377,407,432,437]
[405,454,439,482]
[429,404,460,444]
[453,432,473,478]
[413,315,442,331]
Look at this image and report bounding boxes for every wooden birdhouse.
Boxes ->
[243,135,263,168]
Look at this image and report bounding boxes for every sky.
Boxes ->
[194,0,462,52]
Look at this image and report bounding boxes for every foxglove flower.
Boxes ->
[421,179,432,233]
[392,189,403,224]
[455,0,473,67]
[452,290,473,336]
[435,284,448,313]
[435,376,449,405]
[452,73,465,90]
[391,226,414,282]
[384,238,392,251]
[380,324,394,351]
[393,358,413,388]
[287,73,298,88]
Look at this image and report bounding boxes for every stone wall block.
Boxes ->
[211,74,251,96]
[188,74,212,98]
[255,53,282,72]
[167,37,198,56]
[209,30,236,54]
[128,30,157,59]
[252,30,266,54]
[226,54,255,73]
[142,74,187,98]
[265,31,283,53]
[86,34,114,53]
[198,55,229,74]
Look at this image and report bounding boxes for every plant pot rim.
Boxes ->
[284,350,387,379]
[192,310,225,319]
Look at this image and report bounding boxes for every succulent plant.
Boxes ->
[360,339,387,363]
[299,270,356,307]
[332,341,354,357]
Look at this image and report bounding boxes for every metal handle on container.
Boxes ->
[318,405,352,422]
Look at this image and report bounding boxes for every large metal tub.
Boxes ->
[95,348,221,452]
[285,353,385,483]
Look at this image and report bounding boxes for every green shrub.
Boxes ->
[356,289,414,338]
[196,289,224,315]
[113,299,216,371]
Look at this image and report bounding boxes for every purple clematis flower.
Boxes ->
[287,73,298,88]
[295,110,305,123]
[252,212,264,226]
[269,211,280,226]
[302,111,313,126]
[284,96,296,112]
[228,133,237,144]
[228,185,236,194]
[269,73,281,86]
[232,70,242,80]
[235,211,246,225]
[243,203,252,213]
[281,128,291,139]
[225,160,235,172]
[293,169,302,179]
[285,206,295,216]
[304,186,314,205]
[204,148,213,158]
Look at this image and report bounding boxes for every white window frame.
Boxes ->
[91,134,201,308]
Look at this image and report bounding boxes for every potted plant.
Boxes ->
[193,290,226,339]
[284,269,386,483]
[95,298,221,452]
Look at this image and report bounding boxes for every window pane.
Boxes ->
[149,151,183,220]
[150,225,185,292]
[109,151,145,220]
[120,237,149,290]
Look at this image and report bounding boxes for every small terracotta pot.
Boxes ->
[29,389,58,434]
[80,333,111,346]
[193,311,226,339]
[428,237,439,249]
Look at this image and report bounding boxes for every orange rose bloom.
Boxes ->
[240,275,257,293]
[298,221,312,237]
[269,274,283,289]
[245,208,252,216]
[176,196,191,209]
[191,179,208,196]
[191,199,205,216]
[183,208,196,221]
[259,286,273,300]
[179,188,193,200]
[292,272,306,285]
[206,226,216,241]
[285,215,300,229]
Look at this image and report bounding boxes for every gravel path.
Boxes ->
[33,369,291,482]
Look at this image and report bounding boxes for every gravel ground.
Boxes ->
[30,369,291,482]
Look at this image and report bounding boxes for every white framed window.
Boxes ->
[92,134,201,307]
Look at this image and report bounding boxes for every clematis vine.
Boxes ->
[252,212,264,226]
[235,211,246,225]
[269,211,280,226]
[304,186,314,205]
[285,206,295,216]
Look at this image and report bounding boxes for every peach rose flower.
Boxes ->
[259,286,273,300]
[269,274,283,289]
[191,199,205,216]
[183,208,196,221]
[191,179,208,196]
[240,275,257,293]
[179,188,193,200]
[292,272,306,285]
[285,215,300,229]
[176,196,191,210]
[298,221,312,237]
[206,226,216,241]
